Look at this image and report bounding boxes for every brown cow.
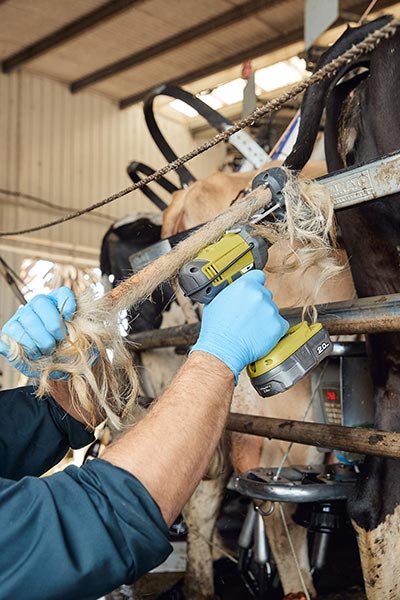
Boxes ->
[161,160,356,599]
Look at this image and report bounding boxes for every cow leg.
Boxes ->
[231,377,319,598]
[264,503,316,599]
[259,386,322,599]
[230,376,264,472]
[353,502,400,600]
[350,456,400,599]
[182,471,228,600]
[348,363,400,599]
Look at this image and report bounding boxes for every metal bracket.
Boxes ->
[229,464,358,503]
[250,167,288,223]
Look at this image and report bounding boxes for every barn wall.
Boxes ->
[0,69,225,389]
[0,70,225,255]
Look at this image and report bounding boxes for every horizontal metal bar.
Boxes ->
[226,413,400,460]
[319,149,400,210]
[2,0,143,73]
[128,322,199,350]
[284,293,400,334]
[127,293,400,350]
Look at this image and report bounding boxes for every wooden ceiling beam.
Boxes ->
[118,0,399,110]
[119,28,304,109]
[1,0,145,74]
[70,0,281,93]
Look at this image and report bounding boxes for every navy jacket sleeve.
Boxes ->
[0,385,95,480]
[0,458,172,600]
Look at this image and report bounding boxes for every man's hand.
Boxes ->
[191,270,289,380]
[0,287,76,377]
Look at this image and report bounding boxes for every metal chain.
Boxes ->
[0,17,399,238]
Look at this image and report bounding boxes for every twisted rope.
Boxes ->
[0,17,399,238]
[0,187,117,222]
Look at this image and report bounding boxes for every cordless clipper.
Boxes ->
[178,167,332,397]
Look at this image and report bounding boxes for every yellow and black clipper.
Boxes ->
[178,224,268,304]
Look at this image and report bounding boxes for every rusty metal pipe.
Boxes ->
[127,293,400,350]
[226,413,400,460]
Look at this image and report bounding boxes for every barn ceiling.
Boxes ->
[0,0,399,111]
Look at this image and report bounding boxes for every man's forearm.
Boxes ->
[102,351,234,525]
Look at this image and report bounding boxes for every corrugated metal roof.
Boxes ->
[26,0,250,83]
[1,0,399,107]
[0,0,103,56]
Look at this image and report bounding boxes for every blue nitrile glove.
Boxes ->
[191,270,289,381]
[0,287,76,378]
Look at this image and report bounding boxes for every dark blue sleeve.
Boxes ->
[0,458,171,600]
[0,385,95,480]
